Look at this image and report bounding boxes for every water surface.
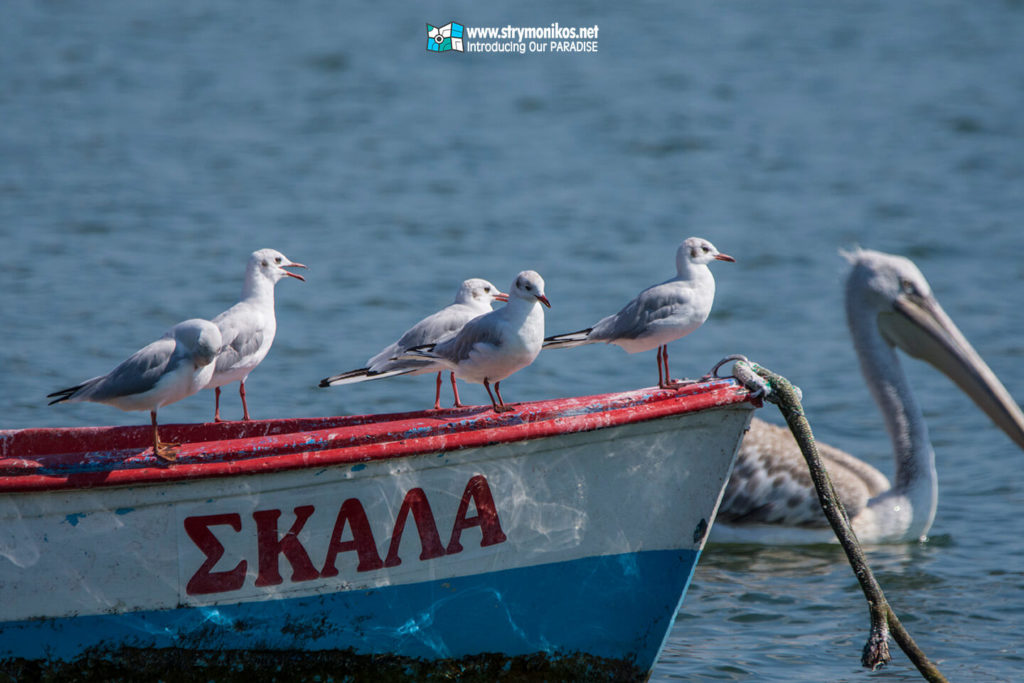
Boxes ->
[2,2,1022,680]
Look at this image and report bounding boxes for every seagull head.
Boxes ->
[510,270,550,308]
[172,319,224,369]
[250,248,308,284]
[456,278,509,307]
[679,237,735,271]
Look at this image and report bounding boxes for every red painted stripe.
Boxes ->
[0,381,753,492]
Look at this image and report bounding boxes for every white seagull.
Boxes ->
[544,236,734,388]
[207,248,307,421]
[47,318,224,462]
[715,249,1024,545]
[318,278,508,409]
[399,270,550,413]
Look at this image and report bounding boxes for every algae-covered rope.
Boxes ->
[722,357,948,682]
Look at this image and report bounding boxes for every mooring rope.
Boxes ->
[724,357,948,682]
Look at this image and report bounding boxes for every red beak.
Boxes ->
[285,262,308,281]
[537,295,551,308]
[714,253,736,263]
[494,291,510,303]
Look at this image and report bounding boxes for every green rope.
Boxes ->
[737,362,948,682]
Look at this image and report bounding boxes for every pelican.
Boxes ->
[715,248,1024,544]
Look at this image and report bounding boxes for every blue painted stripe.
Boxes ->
[0,549,699,671]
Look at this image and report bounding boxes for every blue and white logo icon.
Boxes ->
[427,22,464,52]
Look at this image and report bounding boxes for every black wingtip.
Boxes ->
[319,367,373,387]
[544,327,593,343]
[46,385,81,405]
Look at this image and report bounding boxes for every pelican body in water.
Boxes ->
[715,249,1024,545]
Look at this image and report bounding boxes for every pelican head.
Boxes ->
[844,248,1024,449]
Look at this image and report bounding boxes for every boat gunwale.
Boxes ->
[0,379,753,493]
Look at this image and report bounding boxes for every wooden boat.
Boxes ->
[0,378,756,680]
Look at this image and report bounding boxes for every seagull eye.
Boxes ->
[275,257,282,264]
[702,245,710,253]
[484,286,491,293]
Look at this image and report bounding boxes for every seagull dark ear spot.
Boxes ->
[261,260,269,267]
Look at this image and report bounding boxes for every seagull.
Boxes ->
[47,319,224,462]
[544,236,734,388]
[206,248,307,421]
[318,278,508,409]
[715,249,1024,544]
[398,270,550,413]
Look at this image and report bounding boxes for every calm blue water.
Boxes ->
[2,2,1023,680]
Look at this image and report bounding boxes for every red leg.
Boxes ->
[450,372,463,407]
[491,380,512,413]
[239,381,251,421]
[483,379,502,412]
[661,346,686,389]
[433,372,442,410]
[214,386,223,422]
[152,410,179,462]
[656,346,666,388]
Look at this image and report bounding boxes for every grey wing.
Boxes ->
[718,418,888,527]
[432,314,505,364]
[76,336,180,402]
[396,304,475,349]
[590,283,686,341]
[214,310,265,373]
[367,305,474,371]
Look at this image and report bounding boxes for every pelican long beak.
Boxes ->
[878,293,1024,449]
[284,262,308,281]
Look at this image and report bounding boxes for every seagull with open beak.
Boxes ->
[206,248,307,421]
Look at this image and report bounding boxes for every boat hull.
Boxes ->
[0,382,754,679]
